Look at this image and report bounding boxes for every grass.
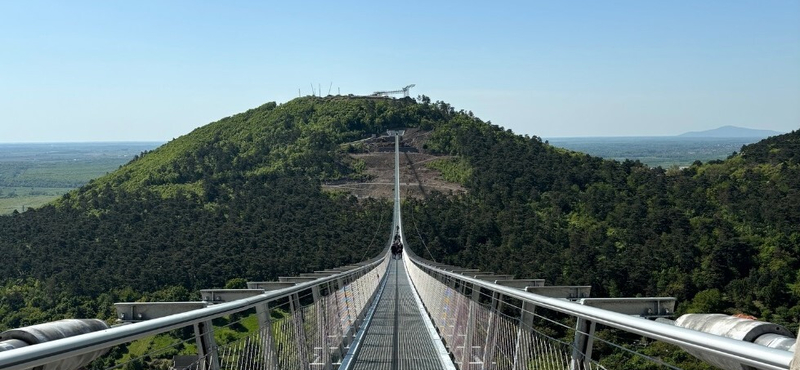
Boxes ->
[0,186,74,214]
[112,312,265,368]
[117,333,192,366]
[426,157,472,185]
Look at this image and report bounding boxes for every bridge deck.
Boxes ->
[350,258,448,370]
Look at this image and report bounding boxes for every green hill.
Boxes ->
[0,96,798,337]
[739,128,800,164]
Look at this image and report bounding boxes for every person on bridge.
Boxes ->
[396,240,403,259]
[391,236,403,260]
[390,232,402,259]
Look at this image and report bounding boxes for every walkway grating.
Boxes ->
[350,259,449,370]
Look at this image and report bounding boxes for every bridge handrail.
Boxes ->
[406,253,793,370]
[0,254,388,370]
[0,131,405,370]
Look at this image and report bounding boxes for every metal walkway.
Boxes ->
[350,258,450,370]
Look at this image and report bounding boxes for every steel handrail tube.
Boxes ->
[0,257,386,370]
[407,257,793,370]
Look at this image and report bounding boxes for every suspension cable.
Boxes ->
[361,204,387,261]
[408,203,437,262]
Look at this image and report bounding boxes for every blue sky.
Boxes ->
[1,1,798,142]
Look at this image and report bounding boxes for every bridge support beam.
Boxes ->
[247,281,297,291]
[114,302,220,370]
[494,279,545,289]
[568,297,676,369]
[200,289,281,370]
[578,297,676,318]
[471,274,515,282]
[512,286,593,369]
[525,286,591,300]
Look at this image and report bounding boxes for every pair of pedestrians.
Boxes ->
[391,230,403,259]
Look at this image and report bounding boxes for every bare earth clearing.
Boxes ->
[322,128,465,200]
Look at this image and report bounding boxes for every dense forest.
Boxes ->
[1,96,798,340]
[408,117,799,328]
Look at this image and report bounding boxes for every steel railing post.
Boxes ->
[254,303,278,370]
[446,276,457,345]
[343,277,356,345]
[194,320,220,370]
[482,292,501,369]
[312,285,332,370]
[461,283,481,370]
[328,280,347,365]
[512,300,536,370]
[450,277,469,361]
[289,292,310,369]
[352,276,364,331]
[569,318,596,370]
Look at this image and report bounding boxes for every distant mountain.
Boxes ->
[678,125,782,138]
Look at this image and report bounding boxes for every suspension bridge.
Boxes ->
[0,131,797,370]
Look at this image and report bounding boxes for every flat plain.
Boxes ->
[0,142,162,214]
[546,136,767,168]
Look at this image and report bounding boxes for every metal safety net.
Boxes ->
[189,257,391,370]
[405,257,682,370]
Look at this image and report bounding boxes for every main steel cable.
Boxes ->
[408,204,437,262]
[361,204,387,261]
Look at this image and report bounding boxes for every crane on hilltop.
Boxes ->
[372,84,415,97]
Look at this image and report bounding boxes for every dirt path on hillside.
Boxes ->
[322,129,465,200]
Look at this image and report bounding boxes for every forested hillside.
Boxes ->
[407,126,800,330]
[0,96,797,337]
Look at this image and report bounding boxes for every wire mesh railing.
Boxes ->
[404,252,794,370]
[0,255,390,370]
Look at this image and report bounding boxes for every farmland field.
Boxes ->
[545,136,766,168]
[0,142,162,214]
